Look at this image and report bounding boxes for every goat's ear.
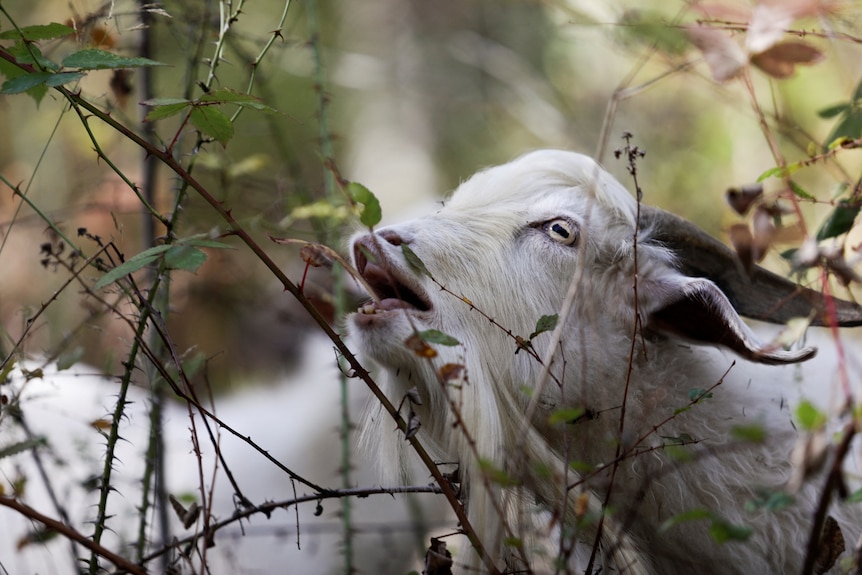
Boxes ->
[645,276,816,365]
[641,206,862,327]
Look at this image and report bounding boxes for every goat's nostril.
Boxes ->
[380,230,404,246]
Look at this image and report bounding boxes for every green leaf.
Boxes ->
[846,487,862,504]
[688,388,713,402]
[788,180,815,201]
[659,508,712,532]
[199,88,277,113]
[548,407,586,426]
[8,43,59,71]
[815,200,861,241]
[163,245,207,272]
[745,488,794,512]
[346,182,382,227]
[529,314,559,340]
[61,49,165,70]
[817,103,849,119]
[0,23,74,41]
[401,244,431,277]
[1,72,54,94]
[756,165,784,182]
[854,78,862,103]
[709,519,752,543]
[418,329,460,346]
[0,437,47,460]
[730,424,766,443]
[795,400,827,431]
[57,346,85,371]
[661,433,694,445]
[183,237,235,250]
[143,100,191,122]
[823,108,862,152]
[0,58,47,104]
[45,71,86,87]
[189,106,234,145]
[94,245,172,289]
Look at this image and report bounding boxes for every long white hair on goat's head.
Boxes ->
[347,149,862,574]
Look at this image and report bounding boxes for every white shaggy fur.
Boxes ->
[348,150,862,574]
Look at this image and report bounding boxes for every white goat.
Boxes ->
[348,150,862,574]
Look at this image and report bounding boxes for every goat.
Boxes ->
[348,149,862,574]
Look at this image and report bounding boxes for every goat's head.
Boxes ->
[348,150,861,376]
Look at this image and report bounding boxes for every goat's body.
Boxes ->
[349,150,862,573]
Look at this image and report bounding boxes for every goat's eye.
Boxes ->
[543,218,577,245]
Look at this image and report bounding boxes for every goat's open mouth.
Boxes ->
[354,244,431,315]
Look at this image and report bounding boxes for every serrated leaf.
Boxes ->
[1,72,54,94]
[45,71,86,87]
[401,244,430,277]
[346,182,382,227]
[94,245,171,289]
[144,101,191,122]
[142,97,192,107]
[189,106,234,145]
[817,103,849,119]
[418,329,460,346]
[164,245,207,272]
[0,23,74,41]
[548,407,586,426]
[0,437,47,460]
[8,43,59,71]
[62,49,165,70]
[529,314,559,340]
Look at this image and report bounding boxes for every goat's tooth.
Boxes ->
[360,303,376,315]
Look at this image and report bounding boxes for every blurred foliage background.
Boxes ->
[1,1,861,573]
[1,0,861,380]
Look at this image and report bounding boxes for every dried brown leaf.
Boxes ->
[424,537,454,575]
[752,206,776,261]
[300,243,334,269]
[750,41,824,78]
[814,515,845,574]
[405,409,422,439]
[726,183,763,215]
[439,363,466,384]
[729,223,755,273]
[406,334,437,358]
